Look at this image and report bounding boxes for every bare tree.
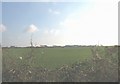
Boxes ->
[30,34,33,47]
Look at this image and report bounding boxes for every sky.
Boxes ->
[0,0,119,47]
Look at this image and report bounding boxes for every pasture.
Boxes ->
[2,46,118,82]
[3,47,92,69]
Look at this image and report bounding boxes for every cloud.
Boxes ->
[0,24,7,32]
[59,2,117,45]
[48,8,60,15]
[26,24,39,33]
[37,28,63,46]
[44,28,60,36]
[54,11,60,15]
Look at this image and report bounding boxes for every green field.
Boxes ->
[2,46,118,82]
[3,47,93,69]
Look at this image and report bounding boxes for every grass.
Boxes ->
[3,47,92,69]
[2,46,118,82]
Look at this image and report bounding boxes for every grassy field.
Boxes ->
[3,47,93,69]
[2,46,118,82]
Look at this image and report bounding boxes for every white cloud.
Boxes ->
[41,1,118,46]
[48,8,60,15]
[26,24,39,33]
[59,2,118,45]
[44,28,60,36]
[0,24,6,32]
[36,28,63,46]
[54,11,60,15]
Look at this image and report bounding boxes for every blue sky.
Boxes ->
[0,2,2,46]
[1,1,118,47]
